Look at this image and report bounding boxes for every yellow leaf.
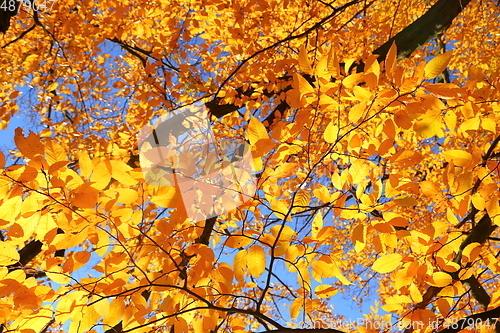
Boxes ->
[349,159,371,183]
[409,283,422,303]
[36,212,58,241]
[342,73,364,89]
[385,42,397,76]
[0,242,20,265]
[151,186,183,209]
[269,198,290,217]
[394,195,417,207]
[425,83,463,99]
[0,196,22,226]
[247,245,266,277]
[315,285,338,298]
[115,188,139,204]
[348,102,366,123]
[324,121,338,143]
[233,249,247,282]
[71,301,100,333]
[442,150,472,167]
[312,259,333,278]
[311,213,323,239]
[78,151,93,180]
[390,150,424,167]
[294,189,310,208]
[353,86,372,102]
[327,46,340,76]
[459,115,481,135]
[47,81,59,91]
[428,272,451,287]
[419,181,441,198]
[246,116,270,146]
[446,207,459,225]
[270,225,295,241]
[298,45,313,74]
[294,73,315,97]
[225,235,253,249]
[46,266,70,284]
[414,110,444,139]
[424,51,453,79]
[461,242,482,263]
[372,253,402,273]
[481,115,496,133]
[290,297,303,319]
[13,306,52,332]
[471,193,486,210]
[110,160,137,186]
[90,161,111,190]
[44,140,67,165]
[315,54,329,77]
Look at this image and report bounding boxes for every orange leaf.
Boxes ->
[14,128,44,159]
[71,183,100,209]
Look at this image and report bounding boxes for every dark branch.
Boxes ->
[372,0,473,62]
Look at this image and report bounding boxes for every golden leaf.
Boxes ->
[247,245,266,277]
[372,253,402,273]
[424,51,453,79]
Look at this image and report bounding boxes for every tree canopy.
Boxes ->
[0,0,500,332]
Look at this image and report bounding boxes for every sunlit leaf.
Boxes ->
[424,51,453,79]
[0,242,20,265]
[315,285,338,298]
[247,245,266,277]
[372,253,402,273]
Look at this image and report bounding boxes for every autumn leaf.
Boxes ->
[324,121,338,143]
[14,128,44,160]
[298,45,313,74]
[0,242,20,265]
[372,253,402,273]
[247,245,266,277]
[424,51,453,79]
[315,285,338,298]
[246,116,270,146]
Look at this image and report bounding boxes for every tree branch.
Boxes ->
[373,0,473,62]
